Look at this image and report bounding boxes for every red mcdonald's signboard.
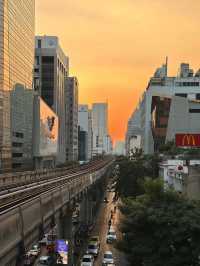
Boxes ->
[176,134,200,147]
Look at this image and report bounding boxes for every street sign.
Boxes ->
[175,134,200,147]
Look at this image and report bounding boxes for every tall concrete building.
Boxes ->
[92,103,111,155]
[127,62,200,154]
[113,141,126,156]
[78,105,92,161]
[0,0,35,171]
[34,36,69,164]
[65,77,79,161]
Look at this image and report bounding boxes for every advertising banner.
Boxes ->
[39,99,58,156]
[55,240,68,265]
[175,134,200,147]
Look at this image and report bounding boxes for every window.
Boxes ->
[12,153,23,158]
[196,94,200,100]
[38,39,42,48]
[13,132,24,138]
[12,163,22,169]
[175,93,187,98]
[35,56,39,65]
[12,142,23,147]
[189,109,200,113]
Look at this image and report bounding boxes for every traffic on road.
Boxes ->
[21,180,128,266]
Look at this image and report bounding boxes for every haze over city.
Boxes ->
[36,0,200,142]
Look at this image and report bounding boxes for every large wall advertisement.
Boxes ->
[39,99,58,156]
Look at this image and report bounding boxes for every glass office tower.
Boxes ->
[0,0,35,171]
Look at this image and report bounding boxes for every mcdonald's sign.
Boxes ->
[176,134,200,147]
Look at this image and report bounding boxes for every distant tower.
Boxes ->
[165,56,168,77]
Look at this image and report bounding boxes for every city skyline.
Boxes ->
[36,0,200,142]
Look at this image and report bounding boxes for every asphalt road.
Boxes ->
[91,191,128,266]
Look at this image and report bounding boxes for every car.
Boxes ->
[24,253,35,266]
[106,228,117,243]
[29,244,40,257]
[87,241,99,257]
[38,256,53,265]
[81,254,94,266]
[102,251,114,265]
[89,236,100,247]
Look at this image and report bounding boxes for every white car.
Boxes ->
[38,256,53,265]
[81,254,94,266]
[29,244,40,257]
[106,229,117,243]
[102,251,114,265]
[87,242,99,257]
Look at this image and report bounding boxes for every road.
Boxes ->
[91,191,129,266]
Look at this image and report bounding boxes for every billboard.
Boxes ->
[55,240,68,265]
[175,134,200,147]
[34,97,58,157]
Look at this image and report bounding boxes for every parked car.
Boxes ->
[106,228,117,243]
[81,254,94,266]
[87,241,99,257]
[29,244,40,257]
[102,251,114,265]
[89,236,100,248]
[24,253,35,265]
[38,255,53,265]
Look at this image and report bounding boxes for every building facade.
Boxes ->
[33,96,58,169]
[0,0,35,171]
[65,77,79,161]
[127,62,200,154]
[113,141,125,156]
[78,105,92,161]
[125,108,142,156]
[34,36,69,164]
[92,103,109,155]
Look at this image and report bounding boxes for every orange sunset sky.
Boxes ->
[36,0,200,143]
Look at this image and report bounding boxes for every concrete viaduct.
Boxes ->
[0,158,113,266]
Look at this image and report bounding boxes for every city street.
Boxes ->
[91,191,128,266]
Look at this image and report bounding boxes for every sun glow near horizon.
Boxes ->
[36,0,200,142]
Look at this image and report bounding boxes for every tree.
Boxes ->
[119,179,200,266]
[115,154,160,198]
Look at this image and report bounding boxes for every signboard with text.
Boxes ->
[175,134,200,147]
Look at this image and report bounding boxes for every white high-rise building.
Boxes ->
[92,103,111,155]
[127,61,200,154]
[113,141,125,156]
[78,105,92,160]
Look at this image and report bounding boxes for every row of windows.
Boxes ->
[12,142,23,147]
[189,109,200,113]
[175,82,200,87]
[12,153,23,158]
[175,93,200,100]
[13,132,24,138]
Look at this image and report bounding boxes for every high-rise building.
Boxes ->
[113,141,126,156]
[34,36,69,164]
[78,105,93,161]
[65,77,79,161]
[92,103,110,155]
[127,62,200,154]
[0,0,35,171]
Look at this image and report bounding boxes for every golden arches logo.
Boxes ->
[182,134,196,146]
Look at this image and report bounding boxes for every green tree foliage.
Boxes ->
[115,154,160,198]
[119,179,200,266]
